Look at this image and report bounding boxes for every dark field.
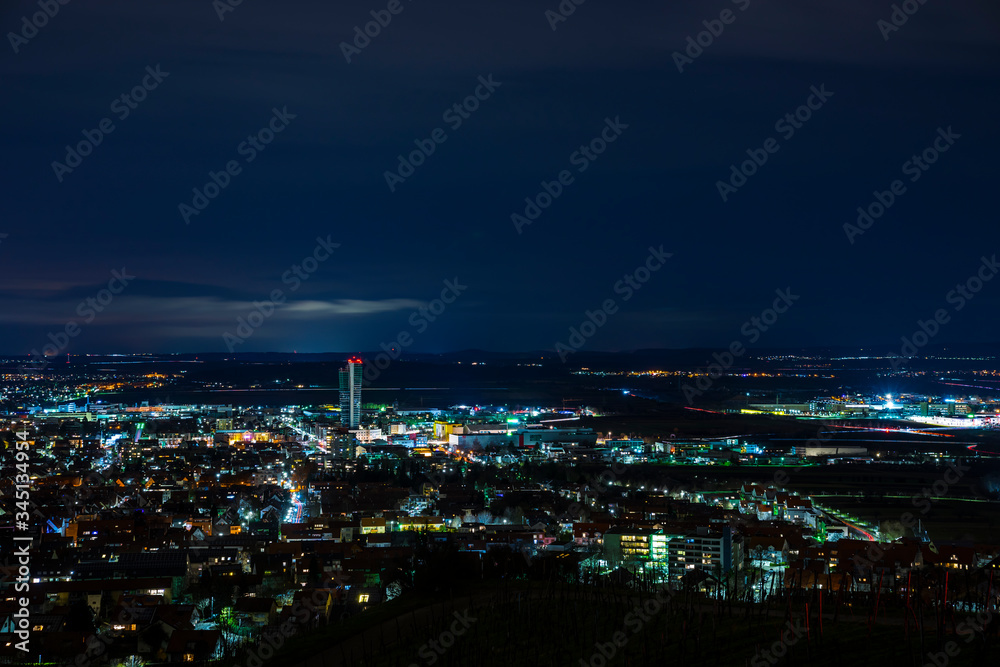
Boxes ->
[259,582,999,667]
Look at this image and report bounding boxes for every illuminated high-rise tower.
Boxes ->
[338,356,363,428]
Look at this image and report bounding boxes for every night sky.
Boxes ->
[3,0,999,356]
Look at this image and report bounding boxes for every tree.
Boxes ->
[112,657,146,667]
[64,599,95,633]
[306,554,322,586]
[503,505,526,525]
[880,519,905,542]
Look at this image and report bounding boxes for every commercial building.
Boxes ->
[602,525,743,590]
[446,426,599,451]
[668,526,742,587]
[339,357,363,428]
[603,528,656,563]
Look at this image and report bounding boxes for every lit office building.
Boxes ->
[338,356,363,428]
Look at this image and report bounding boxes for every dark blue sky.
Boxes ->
[2,0,999,356]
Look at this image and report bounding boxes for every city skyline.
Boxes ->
[4,3,1000,661]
